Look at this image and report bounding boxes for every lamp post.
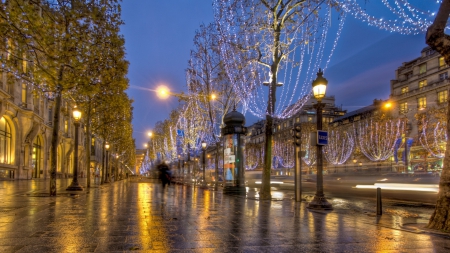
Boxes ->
[177,155,181,181]
[307,69,333,210]
[67,106,83,191]
[104,143,110,183]
[202,141,207,187]
[115,154,119,181]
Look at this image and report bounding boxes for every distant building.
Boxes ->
[389,46,449,137]
[244,96,346,172]
[388,46,449,171]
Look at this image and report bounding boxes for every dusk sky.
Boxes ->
[120,1,430,148]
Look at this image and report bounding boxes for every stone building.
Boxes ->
[0,72,104,180]
[388,46,449,171]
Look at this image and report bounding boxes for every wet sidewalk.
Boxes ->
[0,178,449,252]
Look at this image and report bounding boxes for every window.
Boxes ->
[48,108,53,125]
[418,80,427,89]
[406,72,413,79]
[295,117,300,123]
[21,83,27,105]
[7,75,14,96]
[308,116,313,122]
[401,86,409,94]
[0,117,12,164]
[439,72,448,81]
[400,102,408,113]
[418,97,426,110]
[438,90,448,104]
[439,57,446,67]
[419,63,427,74]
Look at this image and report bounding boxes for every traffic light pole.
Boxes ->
[293,124,302,202]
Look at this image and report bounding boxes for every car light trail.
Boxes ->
[355,183,438,193]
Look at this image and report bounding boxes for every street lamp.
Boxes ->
[202,141,207,187]
[104,142,110,183]
[115,154,119,181]
[67,106,83,191]
[307,69,332,210]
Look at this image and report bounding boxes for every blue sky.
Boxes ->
[121,1,428,147]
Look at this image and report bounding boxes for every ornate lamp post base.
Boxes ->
[307,194,332,210]
[66,181,84,191]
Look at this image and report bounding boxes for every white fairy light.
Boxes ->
[355,118,403,162]
[324,129,355,165]
[419,116,447,159]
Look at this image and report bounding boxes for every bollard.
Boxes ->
[376,187,382,215]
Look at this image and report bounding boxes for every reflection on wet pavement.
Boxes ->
[0,178,448,252]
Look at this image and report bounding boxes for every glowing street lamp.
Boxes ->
[104,142,110,183]
[307,69,332,210]
[201,141,207,187]
[67,106,83,191]
[156,85,170,99]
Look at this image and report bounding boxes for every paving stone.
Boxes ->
[0,178,449,252]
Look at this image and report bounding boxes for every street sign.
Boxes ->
[317,130,328,145]
[177,129,184,137]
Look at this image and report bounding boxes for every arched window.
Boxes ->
[0,117,12,164]
[32,136,42,178]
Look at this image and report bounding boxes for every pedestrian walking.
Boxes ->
[157,161,171,190]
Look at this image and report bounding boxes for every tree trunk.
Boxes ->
[101,141,105,184]
[215,141,220,189]
[49,85,63,196]
[260,114,273,199]
[85,101,91,188]
[425,0,450,231]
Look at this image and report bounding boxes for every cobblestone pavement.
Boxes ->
[0,177,449,252]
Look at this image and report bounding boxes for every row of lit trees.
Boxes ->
[0,0,135,194]
[141,0,450,231]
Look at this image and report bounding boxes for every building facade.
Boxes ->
[388,46,449,172]
[0,72,104,180]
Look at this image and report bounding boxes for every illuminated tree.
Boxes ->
[214,0,345,199]
[186,23,240,183]
[354,117,403,162]
[417,108,447,159]
[245,142,264,170]
[324,127,354,165]
[273,140,294,168]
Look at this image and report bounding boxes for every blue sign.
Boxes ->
[317,130,328,145]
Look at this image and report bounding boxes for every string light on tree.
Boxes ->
[355,118,403,162]
[324,128,355,165]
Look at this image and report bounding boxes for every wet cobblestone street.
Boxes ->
[0,178,449,252]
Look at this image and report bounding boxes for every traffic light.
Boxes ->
[292,124,301,146]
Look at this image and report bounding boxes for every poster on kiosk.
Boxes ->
[223,134,237,185]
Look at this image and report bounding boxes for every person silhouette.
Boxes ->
[157,161,171,190]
